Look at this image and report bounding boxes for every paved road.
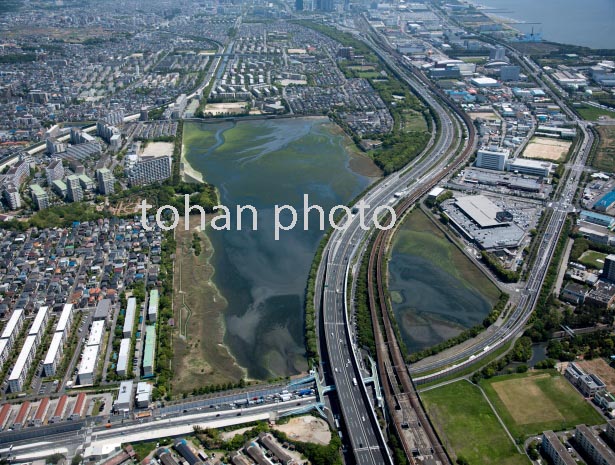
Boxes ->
[317,24,466,465]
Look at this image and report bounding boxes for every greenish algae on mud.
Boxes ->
[388,208,501,354]
[181,117,379,379]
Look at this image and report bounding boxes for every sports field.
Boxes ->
[578,250,607,270]
[421,380,529,465]
[481,371,603,438]
[522,137,571,162]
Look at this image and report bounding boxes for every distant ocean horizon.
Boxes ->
[468,0,615,49]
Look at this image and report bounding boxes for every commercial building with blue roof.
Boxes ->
[594,190,615,212]
[580,210,615,228]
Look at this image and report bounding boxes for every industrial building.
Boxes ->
[28,306,49,345]
[117,338,131,377]
[580,210,615,228]
[594,190,615,212]
[475,147,509,171]
[8,334,38,392]
[123,297,136,337]
[148,290,159,322]
[541,431,576,465]
[43,332,65,376]
[507,158,553,177]
[142,325,156,377]
[441,195,526,250]
[575,424,615,465]
[455,195,511,228]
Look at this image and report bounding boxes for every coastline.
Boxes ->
[181,129,205,183]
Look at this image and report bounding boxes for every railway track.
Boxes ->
[362,54,477,464]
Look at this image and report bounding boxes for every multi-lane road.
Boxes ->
[318,24,469,465]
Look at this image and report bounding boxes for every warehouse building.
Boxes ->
[580,210,615,228]
[441,195,526,250]
[43,332,65,376]
[142,325,156,378]
[9,334,38,392]
[29,306,49,345]
[148,290,159,322]
[594,191,615,213]
[123,297,136,337]
[117,338,131,377]
[1,309,24,347]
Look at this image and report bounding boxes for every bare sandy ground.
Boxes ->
[274,415,331,445]
[141,141,174,157]
[203,102,247,116]
[523,137,571,161]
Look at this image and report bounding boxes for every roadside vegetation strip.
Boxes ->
[421,380,530,465]
[480,370,603,440]
[415,339,514,388]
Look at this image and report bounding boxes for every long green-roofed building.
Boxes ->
[143,325,156,377]
[148,289,159,322]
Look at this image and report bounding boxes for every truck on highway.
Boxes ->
[352,377,358,386]
[297,389,313,396]
[235,399,249,407]
[279,393,292,402]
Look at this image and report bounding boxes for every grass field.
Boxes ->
[592,125,615,172]
[576,104,615,122]
[171,215,245,393]
[578,250,607,270]
[421,380,530,465]
[481,371,603,438]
